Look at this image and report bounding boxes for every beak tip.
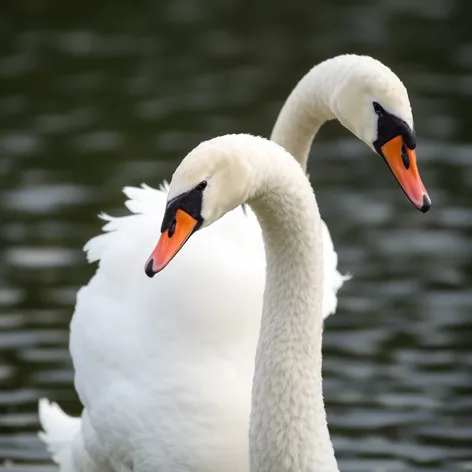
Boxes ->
[419,194,431,213]
[145,258,157,278]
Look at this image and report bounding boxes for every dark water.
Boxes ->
[1,0,472,470]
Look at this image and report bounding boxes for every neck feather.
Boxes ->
[270,58,348,170]
[247,143,338,472]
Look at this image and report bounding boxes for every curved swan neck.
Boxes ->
[247,142,339,472]
[270,58,344,170]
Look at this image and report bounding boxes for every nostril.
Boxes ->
[168,218,177,238]
[401,144,410,170]
[145,258,156,278]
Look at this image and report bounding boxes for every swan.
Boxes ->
[38,54,430,472]
[147,133,340,471]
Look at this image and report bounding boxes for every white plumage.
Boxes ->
[39,181,346,471]
[39,54,420,472]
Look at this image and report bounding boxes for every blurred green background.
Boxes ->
[1,0,472,470]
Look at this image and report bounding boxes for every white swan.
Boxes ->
[38,55,430,472]
[148,133,339,471]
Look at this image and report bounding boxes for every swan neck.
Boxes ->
[248,159,338,472]
[270,62,338,171]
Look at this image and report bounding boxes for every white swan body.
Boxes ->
[39,55,430,471]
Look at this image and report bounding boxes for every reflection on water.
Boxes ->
[1,1,472,470]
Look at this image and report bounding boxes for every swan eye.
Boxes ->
[195,181,207,192]
[373,102,384,115]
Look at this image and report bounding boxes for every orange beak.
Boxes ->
[145,208,198,277]
[380,136,431,212]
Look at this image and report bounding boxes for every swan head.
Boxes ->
[144,134,256,276]
[329,55,430,212]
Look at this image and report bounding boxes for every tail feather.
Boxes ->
[38,398,81,464]
[320,219,352,318]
